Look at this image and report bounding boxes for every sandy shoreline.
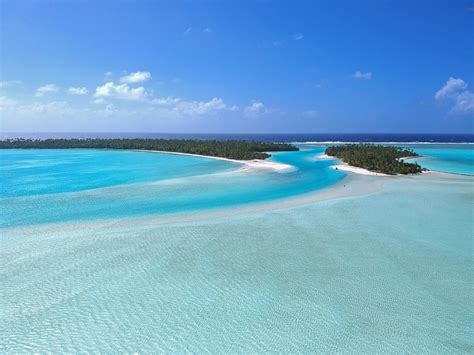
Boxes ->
[398,155,422,161]
[136,149,293,172]
[330,164,390,176]
[316,153,334,160]
[316,153,389,176]
[326,154,428,176]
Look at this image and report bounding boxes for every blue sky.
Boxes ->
[0,0,472,133]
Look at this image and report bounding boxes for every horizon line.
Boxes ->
[2,131,473,136]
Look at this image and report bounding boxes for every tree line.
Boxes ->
[0,138,299,160]
[326,144,423,174]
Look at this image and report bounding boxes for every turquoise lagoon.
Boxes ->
[404,144,474,175]
[1,144,473,352]
[0,146,345,228]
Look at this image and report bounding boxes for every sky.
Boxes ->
[0,0,473,134]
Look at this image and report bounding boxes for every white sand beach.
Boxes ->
[137,149,293,172]
[319,153,390,176]
[397,156,419,161]
[316,153,334,160]
[331,164,390,176]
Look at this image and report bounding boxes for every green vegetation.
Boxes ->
[326,144,423,175]
[0,138,298,160]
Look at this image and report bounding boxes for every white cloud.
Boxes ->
[93,80,235,114]
[0,80,22,88]
[35,84,59,97]
[10,101,73,116]
[0,95,17,107]
[119,71,151,84]
[68,87,89,95]
[293,32,304,40]
[151,97,182,106]
[203,27,212,33]
[183,27,193,35]
[352,71,372,80]
[435,77,474,113]
[151,96,238,116]
[1,95,241,132]
[173,97,237,115]
[94,82,148,101]
[452,91,474,113]
[435,77,467,100]
[244,101,269,116]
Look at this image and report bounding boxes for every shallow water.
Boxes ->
[0,147,346,228]
[0,145,473,352]
[404,144,474,175]
[0,149,240,198]
[1,173,472,353]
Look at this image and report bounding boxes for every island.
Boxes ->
[0,138,298,161]
[325,144,423,175]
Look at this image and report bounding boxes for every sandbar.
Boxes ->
[136,149,293,172]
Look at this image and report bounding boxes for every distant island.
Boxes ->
[0,138,298,161]
[326,144,423,175]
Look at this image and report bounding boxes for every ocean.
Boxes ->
[0,134,472,352]
[2,132,474,143]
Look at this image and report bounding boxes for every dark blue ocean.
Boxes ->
[1,132,473,143]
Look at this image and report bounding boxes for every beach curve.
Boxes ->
[136,149,294,172]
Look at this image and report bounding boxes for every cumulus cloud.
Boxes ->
[120,71,151,84]
[1,95,240,132]
[94,82,148,101]
[151,97,182,106]
[435,77,467,100]
[293,32,304,40]
[35,84,59,97]
[352,71,372,80]
[435,77,474,113]
[244,101,269,116]
[68,87,89,95]
[172,97,237,115]
[453,91,474,113]
[152,95,239,116]
[3,72,242,130]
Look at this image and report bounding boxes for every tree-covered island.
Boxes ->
[0,138,298,160]
[325,144,423,175]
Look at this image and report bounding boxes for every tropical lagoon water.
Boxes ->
[403,144,474,175]
[1,142,472,352]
